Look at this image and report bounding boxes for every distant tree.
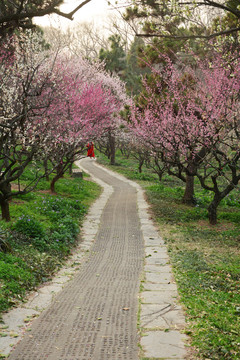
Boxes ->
[43,21,109,60]
[105,12,140,51]
[130,138,152,174]
[124,36,149,95]
[98,34,129,165]
[99,34,127,76]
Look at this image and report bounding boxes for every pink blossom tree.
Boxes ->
[0,31,60,221]
[93,62,130,165]
[39,55,125,192]
[129,51,240,224]
[0,32,128,219]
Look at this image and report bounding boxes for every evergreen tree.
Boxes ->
[99,34,127,75]
[99,34,147,95]
[123,0,240,41]
[0,0,91,37]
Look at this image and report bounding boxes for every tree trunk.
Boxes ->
[50,164,64,193]
[0,198,11,222]
[69,162,73,175]
[138,159,144,173]
[182,174,195,204]
[157,171,163,182]
[208,203,217,225]
[50,174,60,193]
[0,181,12,221]
[208,196,222,225]
[109,134,116,165]
[44,159,49,181]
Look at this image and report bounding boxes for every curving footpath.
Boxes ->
[4,159,188,360]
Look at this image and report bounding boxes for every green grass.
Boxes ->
[98,150,240,360]
[97,152,158,182]
[0,170,101,315]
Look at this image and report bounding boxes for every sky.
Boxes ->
[34,0,118,30]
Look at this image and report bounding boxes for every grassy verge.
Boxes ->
[97,151,240,360]
[0,169,101,316]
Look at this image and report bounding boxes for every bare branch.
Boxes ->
[136,26,240,40]
[53,0,92,20]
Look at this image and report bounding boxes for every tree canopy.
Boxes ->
[0,0,91,36]
[123,0,240,40]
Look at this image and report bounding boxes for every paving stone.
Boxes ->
[141,330,188,358]
[141,219,153,225]
[80,235,94,243]
[145,257,169,265]
[145,247,169,258]
[145,264,173,273]
[145,271,173,284]
[56,268,76,276]
[82,228,96,235]
[141,223,157,232]
[25,284,64,310]
[141,303,186,329]
[138,211,149,219]
[141,291,179,304]
[1,308,39,334]
[79,242,93,250]
[144,282,178,291]
[145,238,165,246]
[0,334,21,356]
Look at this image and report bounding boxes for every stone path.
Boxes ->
[1,158,188,359]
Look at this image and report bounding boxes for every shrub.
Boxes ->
[0,253,36,312]
[36,196,86,221]
[50,216,79,245]
[13,215,46,239]
[219,212,240,224]
[14,248,60,283]
[0,228,11,253]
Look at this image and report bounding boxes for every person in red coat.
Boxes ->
[86,141,95,159]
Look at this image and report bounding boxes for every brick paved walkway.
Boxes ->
[8,160,145,360]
